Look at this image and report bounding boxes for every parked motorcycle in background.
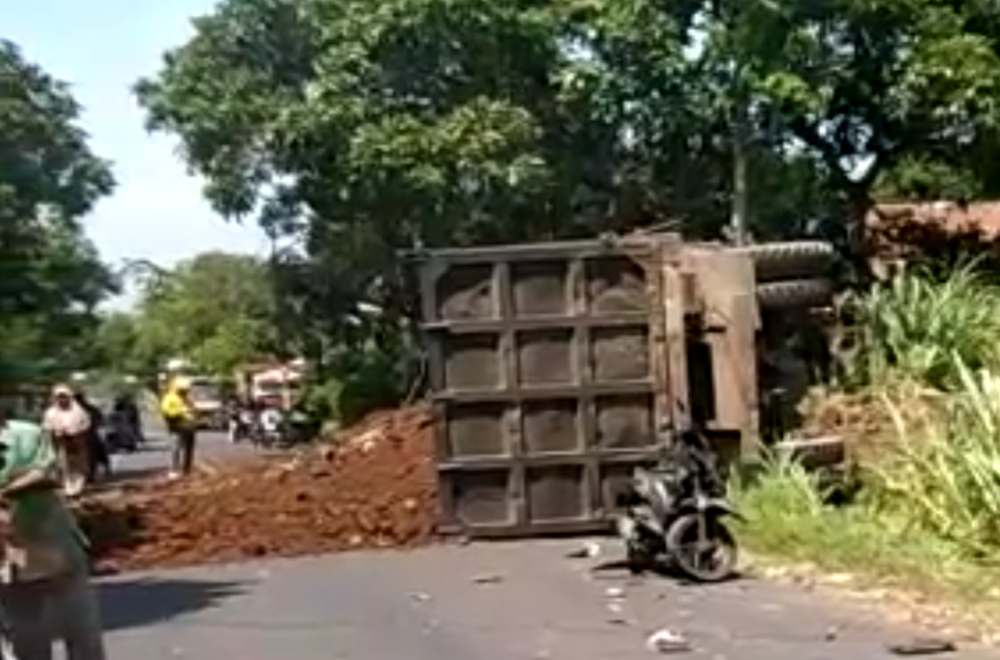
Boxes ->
[105,394,143,453]
[616,428,740,583]
[228,402,256,444]
[105,412,138,453]
[256,406,285,448]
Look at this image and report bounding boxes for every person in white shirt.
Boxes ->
[40,385,91,497]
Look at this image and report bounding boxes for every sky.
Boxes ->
[1,0,271,283]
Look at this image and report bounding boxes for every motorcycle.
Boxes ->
[105,413,139,453]
[248,407,285,449]
[229,409,256,444]
[616,429,740,583]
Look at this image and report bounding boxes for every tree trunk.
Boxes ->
[846,190,875,285]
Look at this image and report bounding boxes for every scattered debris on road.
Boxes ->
[471,573,505,585]
[77,406,438,571]
[605,586,626,599]
[646,628,691,654]
[887,637,958,656]
[566,541,602,559]
[603,584,633,625]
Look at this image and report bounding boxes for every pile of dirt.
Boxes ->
[797,383,947,462]
[77,406,438,572]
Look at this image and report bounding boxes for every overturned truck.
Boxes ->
[409,234,834,538]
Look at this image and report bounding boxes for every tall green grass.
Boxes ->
[734,452,991,602]
[842,265,1000,389]
[737,265,1000,611]
[873,362,1000,556]
[843,267,1000,555]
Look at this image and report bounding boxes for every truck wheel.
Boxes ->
[733,241,835,282]
[757,278,834,309]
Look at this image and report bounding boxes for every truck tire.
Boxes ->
[733,241,836,282]
[757,278,834,309]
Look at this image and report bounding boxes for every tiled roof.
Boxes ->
[868,201,1000,237]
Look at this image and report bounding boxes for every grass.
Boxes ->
[733,265,1000,632]
[842,263,1000,388]
[872,364,1000,555]
[733,454,1000,608]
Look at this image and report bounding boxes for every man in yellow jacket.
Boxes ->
[159,376,197,479]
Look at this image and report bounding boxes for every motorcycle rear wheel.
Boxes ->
[665,513,738,583]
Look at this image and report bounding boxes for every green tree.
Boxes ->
[703,0,1000,244]
[0,39,117,377]
[91,312,140,375]
[136,0,1000,357]
[134,0,730,367]
[127,252,278,376]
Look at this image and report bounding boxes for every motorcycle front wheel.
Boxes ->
[665,512,738,583]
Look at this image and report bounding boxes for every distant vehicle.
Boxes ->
[236,361,304,410]
[187,376,226,430]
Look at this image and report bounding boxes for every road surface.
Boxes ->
[107,416,252,483]
[96,539,996,660]
[96,422,996,659]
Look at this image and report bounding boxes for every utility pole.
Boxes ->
[715,0,750,246]
[730,98,750,246]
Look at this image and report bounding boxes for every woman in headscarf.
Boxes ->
[41,384,92,497]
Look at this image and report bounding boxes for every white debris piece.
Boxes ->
[566,541,602,559]
[646,628,691,654]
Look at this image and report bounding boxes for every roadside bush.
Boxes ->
[733,452,829,555]
[336,347,408,425]
[871,361,1000,555]
[733,454,991,602]
[736,267,1000,608]
[299,376,342,428]
[841,265,1000,390]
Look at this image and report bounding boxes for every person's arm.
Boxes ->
[0,429,59,496]
[1,466,57,496]
[40,408,56,433]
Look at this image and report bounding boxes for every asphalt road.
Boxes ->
[95,539,997,660]
[95,423,997,660]
[107,422,251,483]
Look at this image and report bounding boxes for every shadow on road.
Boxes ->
[98,577,249,631]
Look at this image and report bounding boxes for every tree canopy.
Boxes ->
[716,0,1000,204]
[135,0,1000,369]
[110,252,279,378]
[0,39,118,378]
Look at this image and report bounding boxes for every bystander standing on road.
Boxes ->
[0,408,106,660]
[40,385,91,497]
[73,391,111,482]
[159,376,198,479]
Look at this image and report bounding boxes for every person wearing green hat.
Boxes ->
[0,407,106,660]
